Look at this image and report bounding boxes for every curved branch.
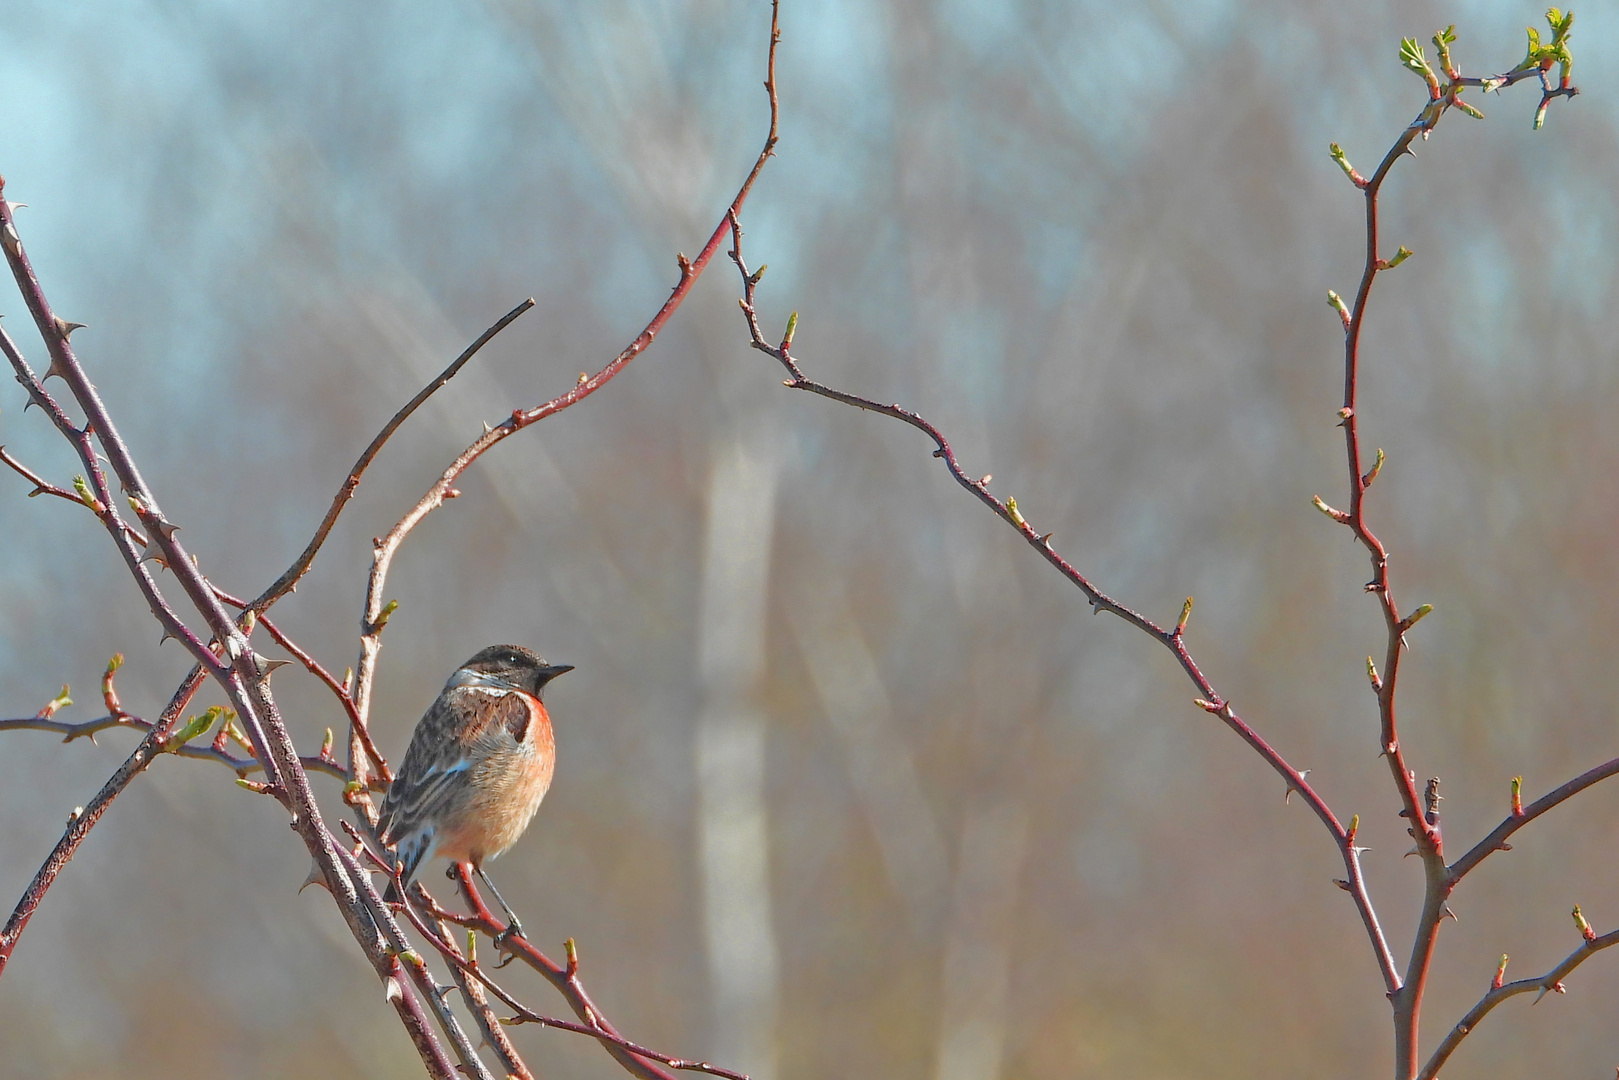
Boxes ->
[1449,755,1619,881]
[724,220,1400,993]
[1420,925,1619,1080]
[250,297,536,612]
[345,0,784,820]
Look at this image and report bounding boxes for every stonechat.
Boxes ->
[377,644,572,932]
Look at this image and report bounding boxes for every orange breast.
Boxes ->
[433,700,555,867]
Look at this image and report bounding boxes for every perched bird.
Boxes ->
[377,644,572,934]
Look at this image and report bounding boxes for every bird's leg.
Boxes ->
[476,865,526,943]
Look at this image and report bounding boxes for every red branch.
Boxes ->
[727,26,1581,1080]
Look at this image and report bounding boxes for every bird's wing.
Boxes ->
[377,689,533,843]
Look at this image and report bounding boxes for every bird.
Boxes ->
[376,644,572,937]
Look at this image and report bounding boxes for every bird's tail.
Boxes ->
[381,826,433,904]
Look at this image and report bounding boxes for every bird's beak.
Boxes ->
[535,663,574,687]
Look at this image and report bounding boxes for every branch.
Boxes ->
[446,865,684,1080]
[725,217,1401,993]
[344,0,782,831]
[249,296,536,613]
[0,448,390,784]
[1,181,463,1080]
[1420,922,1619,1079]
[0,666,204,977]
[0,707,361,784]
[1320,26,1579,1071]
[1449,756,1619,881]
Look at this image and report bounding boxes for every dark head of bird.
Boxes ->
[457,645,573,698]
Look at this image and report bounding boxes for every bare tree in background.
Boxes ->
[0,5,1606,1080]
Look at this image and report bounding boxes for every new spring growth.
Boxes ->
[1398,604,1435,633]
[1328,143,1365,187]
[1399,36,1440,94]
[1572,904,1597,943]
[38,685,71,719]
[1433,25,1458,81]
[71,474,103,514]
[1366,656,1382,692]
[781,310,798,352]
[1175,596,1194,636]
[374,599,399,630]
[1511,775,1524,816]
[320,727,335,759]
[1376,247,1414,271]
[1493,953,1510,990]
[1327,290,1351,327]
[165,707,221,752]
[1006,496,1027,528]
[1362,447,1385,488]
[1313,495,1349,524]
[1346,814,1360,844]
[1515,9,1575,80]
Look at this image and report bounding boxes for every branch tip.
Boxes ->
[1313,495,1350,524]
[1175,596,1193,635]
[1362,447,1385,487]
[1573,904,1597,943]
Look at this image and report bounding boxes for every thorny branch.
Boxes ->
[347,0,784,827]
[0,2,782,1076]
[728,15,1581,1080]
[1420,920,1619,1079]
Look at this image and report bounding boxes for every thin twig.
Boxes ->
[250,296,536,614]
[0,710,360,784]
[726,217,1403,990]
[1419,924,1619,1079]
[348,1,783,796]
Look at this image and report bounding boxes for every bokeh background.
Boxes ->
[1,1,1617,1077]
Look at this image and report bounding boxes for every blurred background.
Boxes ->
[0,1,1617,1077]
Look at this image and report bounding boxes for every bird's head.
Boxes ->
[454,644,573,698]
